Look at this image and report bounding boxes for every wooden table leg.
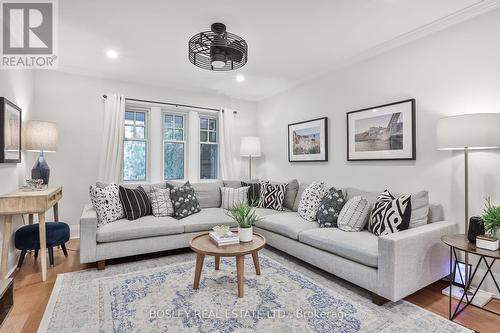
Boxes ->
[28,214,33,225]
[236,255,244,298]
[53,203,59,222]
[252,251,261,275]
[1,216,13,278]
[215,256,220,270]
[38,212,48,281]
[193,254,205,289]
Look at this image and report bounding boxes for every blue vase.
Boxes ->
[32,151,50,185]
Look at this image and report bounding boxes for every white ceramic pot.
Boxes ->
[238,226,253,242]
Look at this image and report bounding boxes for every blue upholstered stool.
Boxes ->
[14,222,70,269]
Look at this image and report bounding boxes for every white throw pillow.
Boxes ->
[337,196,370,232]
[221,186,250,210]
[148,187,174,217]
[89,183,124,227]
[297,182,329,221]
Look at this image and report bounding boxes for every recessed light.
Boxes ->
[235,75,245,83]
[106,49,118,59]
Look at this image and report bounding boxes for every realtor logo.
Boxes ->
[1,0,58,68]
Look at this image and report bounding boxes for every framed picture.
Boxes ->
[0,97,22,163]
[288,117,328,162]
[347,99,415,161]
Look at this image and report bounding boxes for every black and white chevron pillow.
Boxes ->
[369,190,412,236]
[258,182,287,211]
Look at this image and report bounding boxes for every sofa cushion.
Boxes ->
[273,179,299,210]
[179,208,237,232]
[168,180,223,208]
[293,182,310,211]
[254,212,318,240]
[345,187,429,229]
[96,215,183,243]
[299,228,379,267]
[253,207,291,218]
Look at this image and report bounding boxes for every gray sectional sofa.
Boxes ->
[80,180,457,303]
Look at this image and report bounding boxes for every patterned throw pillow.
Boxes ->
[241,181,264,206]
[297,182,329,221]
[89,183,124,227]
[220,186,250,210]
[148,187,174,217]
[258,182,287,211]
[369,190,412,236]
[119,186,152,220]
[316,187,346,228]
[337,196,371,232]
[168,181,201,219]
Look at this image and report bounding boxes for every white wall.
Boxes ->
[0,70,34,275]
[256,9,500,289]
[30,70,258,234]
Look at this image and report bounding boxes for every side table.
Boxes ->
[441,234,500,320]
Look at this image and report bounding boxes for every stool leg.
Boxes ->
[61,244,68,257]
[17,250,27,270]
[34,249,38,259]
[48,247,54,267]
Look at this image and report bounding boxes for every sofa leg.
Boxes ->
[97,260,105,270]
[372,293,390,306]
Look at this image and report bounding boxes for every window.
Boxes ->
[123,110,148,181]
[200,117,218,179]
[163,113,185,180]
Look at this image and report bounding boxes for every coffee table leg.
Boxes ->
[252,251,261,275]
[215,256,220,270]
[236,255,244,298]
[193,254,205,289]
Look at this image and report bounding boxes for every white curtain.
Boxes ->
[98,94,126,183]
[219,108,235,179]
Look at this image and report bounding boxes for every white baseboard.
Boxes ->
[69,224,80,239]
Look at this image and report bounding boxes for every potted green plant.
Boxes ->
[482,197,500,239]
[226,203,261,242]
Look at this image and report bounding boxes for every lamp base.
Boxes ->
[32,152,50,185]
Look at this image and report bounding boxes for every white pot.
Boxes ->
[238,226,253,242]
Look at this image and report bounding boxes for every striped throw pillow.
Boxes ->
[221,186,250,210]
[118,186,152,220]
[337,196,370,232]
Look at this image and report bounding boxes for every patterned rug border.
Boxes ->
[38,252,473,333]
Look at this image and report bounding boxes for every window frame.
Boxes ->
[162,110,188,181]
[199,115,219,180]
[122,109,150,183]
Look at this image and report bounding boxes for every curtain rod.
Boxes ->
[102,95,237,114]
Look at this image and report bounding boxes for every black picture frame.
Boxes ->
[288,117,328,162]
[347,99,416,161]
[0,97,22,163]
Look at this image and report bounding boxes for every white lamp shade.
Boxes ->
[437,113,500,150]
[23,120,59,152]
[240,136,261,157]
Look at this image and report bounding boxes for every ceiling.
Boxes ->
[58,0,499,101]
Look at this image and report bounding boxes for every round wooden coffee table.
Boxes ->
[189,232,266,298]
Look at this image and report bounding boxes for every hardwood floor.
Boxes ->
[1,239,499,332]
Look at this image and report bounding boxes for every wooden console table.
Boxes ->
[0,187,62,282]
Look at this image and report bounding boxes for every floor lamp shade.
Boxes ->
[437,113,500,150]
[23,121,59,185]
[240,137,261,179]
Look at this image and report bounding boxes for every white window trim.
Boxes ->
[199,115,219,181]
[122,108,151,183]
[162,110,188,181]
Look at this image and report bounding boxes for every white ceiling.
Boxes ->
[58,0,499,101]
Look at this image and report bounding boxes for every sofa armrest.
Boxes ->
[79,203,98,263]
[377,221,458,301]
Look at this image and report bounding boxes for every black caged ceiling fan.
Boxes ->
[188,23,248,71]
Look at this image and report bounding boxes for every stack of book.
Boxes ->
[209,231,240,246]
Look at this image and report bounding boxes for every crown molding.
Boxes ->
[260,0,500,102]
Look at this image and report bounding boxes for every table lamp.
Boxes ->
[240,137,261,179]
[437,113,500,294]
[23,120,59,185]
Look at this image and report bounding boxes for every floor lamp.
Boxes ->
[240,137,261,180]
[437,113,500,294]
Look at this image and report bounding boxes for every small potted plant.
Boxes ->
[226,203,260,242]
[482,197,500,239]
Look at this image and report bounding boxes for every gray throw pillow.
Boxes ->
[316,187,345,228]
[337,196,370,232]
[168,181,201,219]
[283,179,299,210]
